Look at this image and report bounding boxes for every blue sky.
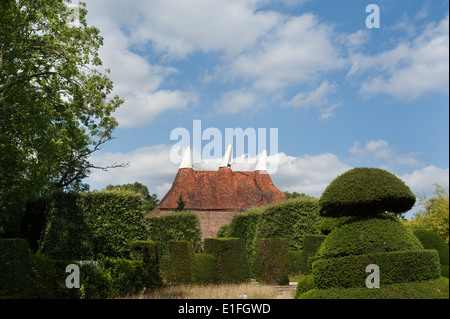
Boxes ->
[82,0,449,218]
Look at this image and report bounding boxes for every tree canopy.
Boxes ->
[0,0,123,236]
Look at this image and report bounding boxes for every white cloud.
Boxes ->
[400,166,449,195]
[270,152,352,197]
[86,0,282,60]
[348,140,422,169]
[86,143,448,208]
[226,14,345,92]
[87,144,352,199]
[348,15,449,100]
[84,1,198,128]
[214,89,258,114]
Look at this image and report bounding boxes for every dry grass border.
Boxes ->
[128,283,292,299]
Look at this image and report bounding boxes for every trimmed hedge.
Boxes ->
[254,196,322,252]
[319,167,416,217]
[294,274,315,299]
[225,208,263,265]
[0,238,35,298]
[194,253,218,284]
[414,230,449,266]
[145,211,202,255]
[252,238,289,285]
[204,238,251,284]
[129,241,163,288]
[36,190,149,260]
[167,241,196,285]
[39,191,95,260]
[81,190,148,258]
[299,277,449,299]
[318,216,423,259]
[312,249,441,289]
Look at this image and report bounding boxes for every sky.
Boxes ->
[81,0,449,218]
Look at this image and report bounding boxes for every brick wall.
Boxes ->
[196,210,235,239]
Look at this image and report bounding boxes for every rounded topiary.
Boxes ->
[318,216,423,259]
[319,167,415,217]
[414,230,449,266]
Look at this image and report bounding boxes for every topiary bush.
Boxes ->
[318,216,423,259]
[254,196,322,252]
[39,191,95,260]
[414,229,449,278]
[0,238,35,298]
[129,240,163,288]
[312,249,441,289]
[414,230,449,266]
[252,238,289,285]
[194,253,218,284]
[204,238,251,284]
[294,274,315,299]
[319,167,415,217]
[145,211,202,255]
[167,240,196,285]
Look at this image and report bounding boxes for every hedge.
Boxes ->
[254,196,322,252]
[167,241,196,285]
[204,238,251,284]
[312,249,441,289]
[35,190,149,260]
[129,241,163,287]
[145,211,202,255]
[414,230,449,266]
[318,216,423,259]
[252,238,289,285]
[294,274,315,299]
[299,277,449,299]
[0,238,35,298]
[81,190,148,258]
[194,253,218,284]
[225,208,263,264]
[319,167,416,217]
[38,191,95,260]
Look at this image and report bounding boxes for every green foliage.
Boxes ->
[226,208,263,264]
[81,190,148,258]
[404,184,449,244]
[145,211,202,255]
[318,216,423,259]
[286,250,307,275]
[129,240,163,287]
[204,238,251,284]
[194,253,218,284]
[0,0,123,236]
[105,182,159,212]
[312,249,441,289]
[252,238,289,285]
[319,167,416,217]
[38,190,148,259]
[414,229,449,269]
[99,257,156,297]
[294,274,315,299]
[300,277,449,299]
[174,193,186,211]
[167,241,196,285]
[254,196,322,252]
[0,238,35,298]
[39,191,95,260]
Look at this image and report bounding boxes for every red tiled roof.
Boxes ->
[148,167,286,214]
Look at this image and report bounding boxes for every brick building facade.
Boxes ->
[146,146,286,239]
